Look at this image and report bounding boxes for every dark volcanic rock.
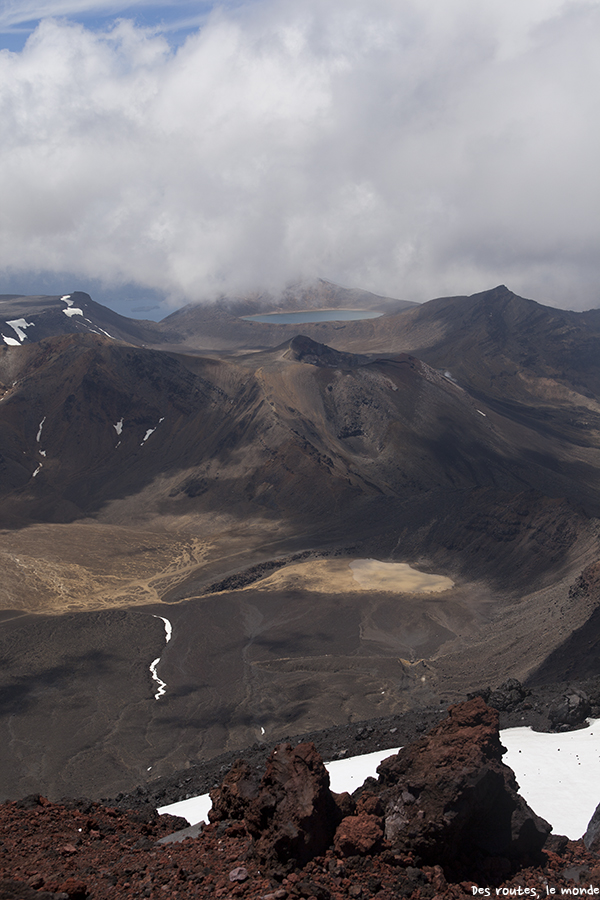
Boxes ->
[237,742,341,867]
[487,678,530,712]
[208,758,261,822]
[285,335,370,368]
[584,801,600,852]
[374,697,551,868]
[548,690,591,729]
[569,560,600,602]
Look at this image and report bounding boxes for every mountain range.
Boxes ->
[1,281,599,802]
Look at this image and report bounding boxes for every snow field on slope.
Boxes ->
[158,723,600,840]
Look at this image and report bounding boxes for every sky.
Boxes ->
[1,0,599,318]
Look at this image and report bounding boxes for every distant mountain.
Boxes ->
[372,284,600,397]
[2,281,600,803]
[0,280,415,353]
[0,291,165,347]
[1,330,597,581]
[156,278,415,351]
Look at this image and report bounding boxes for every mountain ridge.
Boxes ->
[2,282,600,805]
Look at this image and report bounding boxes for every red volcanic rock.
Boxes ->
[244,741,341,867]
[333,791,386,856]
[375,697,551,867]
[333,813,384,856]
[208,758,260,822]
[2,704,600,899]
[331,789,355,819]
[49,877,88,899]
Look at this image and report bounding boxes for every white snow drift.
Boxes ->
[149,615,172,701]
[158,722,600,841]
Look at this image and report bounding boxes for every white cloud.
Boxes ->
[0,0,599,309]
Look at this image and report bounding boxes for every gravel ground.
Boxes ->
[104,675,600,815]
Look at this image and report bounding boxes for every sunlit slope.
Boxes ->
[0,332,598,597]
[1,327,600,800]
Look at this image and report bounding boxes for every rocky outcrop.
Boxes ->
[284,335,371,368]
[569,560,600,602]
[2,701,600,898]
[213,741,342,867]
[584,802,600,852]
[548,689,591,729]
[211,699,551,876]
[208,758,261,822]
[333,813,384,856]
[374,697,551,867]
[484,678,530,712]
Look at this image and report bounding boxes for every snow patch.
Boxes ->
[32,464,42,477]
[158,721,600,836]
[6,318,34,342]
[502,719,600,840]
[114,419,123,435]
[476,409,487,417]
[61,294,83,317]
[84,319,114,339]
[2,335,20,346]
[159,793,212,826]
[141,418,165,446]
[153,615,172,643]
[149,659,167,700]
[37,418,48,458]
[325,747,400,794]
[149,615,172,700]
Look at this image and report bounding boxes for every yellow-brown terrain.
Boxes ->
[1,282,600,801]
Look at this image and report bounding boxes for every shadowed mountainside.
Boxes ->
[2,284,600,802]
[1,330,599,575]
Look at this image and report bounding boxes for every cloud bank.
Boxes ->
[1,0,599,310]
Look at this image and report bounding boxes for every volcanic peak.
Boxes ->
[283,335,371,368]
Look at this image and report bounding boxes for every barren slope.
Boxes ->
[1,291,600,801]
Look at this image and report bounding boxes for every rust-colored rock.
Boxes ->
[333,813,384,856]
[54,877,89,899]
[355,792,385,817]
[244,741,341,866]
[1,702,600,900]
[375,697,551,867]
[331,790,355,819]
[208,758,260,822]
